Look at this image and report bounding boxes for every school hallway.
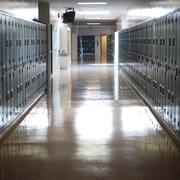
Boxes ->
[0,60,180,180]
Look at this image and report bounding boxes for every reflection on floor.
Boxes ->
[0,60,180,180]
[78,54,113,64]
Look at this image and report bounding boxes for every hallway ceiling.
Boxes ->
[49,0,179,25]
[0,0,180,26]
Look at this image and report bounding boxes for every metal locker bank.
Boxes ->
[119,9,180,133]
[0,10,47,133]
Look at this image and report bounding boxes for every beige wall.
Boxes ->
[72,33,78,61]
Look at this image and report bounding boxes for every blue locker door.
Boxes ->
[22,20,26,108]
[16,19,21,112]
[161,16,166,117]
[171,12,177,128]
[163,15,169,120]
[31,24,35,99]
[153,21,158,108]
[12,17,18,116]
[16,59,21,113]
[143,23,147,94]
[34,24,37,94]
[42,25,47,90]
[0,12,2,126]
[147,21,152,100]
[24,21,28,105]
[37,24,40,93]
[176,11,180,130]
[9,17,14,119]
[1,14,6,125]
[31,23,35,99]
[26,22,30,104]
[168,13,173,124]
[156,19,161,110]
[19,20,24,109]
[5,15,12,123]
[159,16,164,113]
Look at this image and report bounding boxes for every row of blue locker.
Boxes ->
[0,11,47,129]
[119,9,180,131]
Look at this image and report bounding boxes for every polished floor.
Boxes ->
[0,60,180,180]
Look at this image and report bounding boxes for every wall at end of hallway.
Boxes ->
[76,26,115,36]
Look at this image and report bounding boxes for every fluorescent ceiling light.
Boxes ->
[85,17,115,20]
[77,11,110,15]
[77,2,107,5]
[128,8,173,18]
[87,23,101,25]
[85,17,102,20]
[102,17,115,20]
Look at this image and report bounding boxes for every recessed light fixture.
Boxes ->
[87,23,101,25]
[77,11,110,15]
[77,2,107,5]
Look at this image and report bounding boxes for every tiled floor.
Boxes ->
[0,61,180,180]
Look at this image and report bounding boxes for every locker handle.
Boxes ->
[143,74,146,80]
[169,38,171,46]
[13,64,16,71]
[10,39,12,47]
[151,59,154,65]
[20,84,22,92]
[28,79,30,87]
[25,80,28,88]
[159,84,162,93]
[17,85,20,94]
[2,67,5,75]
[168,90,171,100]
[166,64,168,71]
[171,92,174,103]
[149,77,151,84]
[172,37,175,47]
[155,81,157,89]
[10,89,13,99]
[6,39,9,47]
[162,86,165,95]
[7,91,10,101]
[176,68,178,76]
